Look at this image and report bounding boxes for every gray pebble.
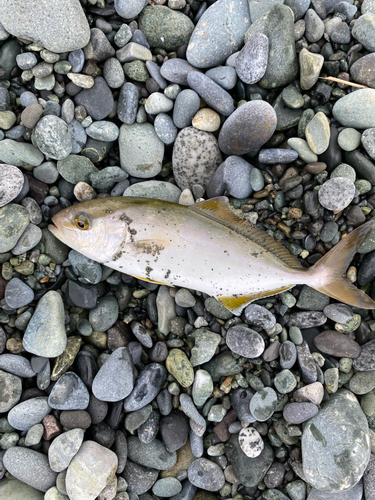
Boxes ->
[48,372,89,410]
[318,177,355,211]
[235,33,269,84]
[187,71,234,117]
[188,458,225,492]
[8,397,51,431]
[154,113,178,145]
[33,115,72,161]
[4,278,34,308]
[250,387,278,422]
[226,325,265,358]
[0,353,36,378]
[283,402,319,424]
[173,89,200,129]
[245,304,276,330]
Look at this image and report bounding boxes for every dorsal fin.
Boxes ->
[190,197,303,270]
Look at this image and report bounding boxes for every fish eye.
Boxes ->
[74,214,90,230]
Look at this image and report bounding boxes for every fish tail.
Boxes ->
[307,220,375,309]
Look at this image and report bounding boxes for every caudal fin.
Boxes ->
[308,220,375,309]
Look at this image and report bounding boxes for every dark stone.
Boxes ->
[353,339,375,371]
[318,126,342,173]
[74,76,114,121]
[187,71,234,116]
[65,280,98,310]
[74,351,98,390]
[160,58,199,86]
[87,393,108,425]
[138,410,160,444]
[124,363,167,411]
[60,410,92,429]
[358,250,375,286]
[279,341,297,369]
[283,402,319,424]
[118,82,139,124]
[230,387,255,423]
[160,410,189,453]
[314,331,361,358]
[122,460,158,495]
[296,341,317,383]
[344,150,375,185]
[114,429,127,474]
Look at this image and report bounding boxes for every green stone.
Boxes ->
[203,351,245,382]
[166,348,194,388]
[204,297,232,320]
[139,5,194,51]
[280,292,296,309]
[189,328,221,367]
[0,204,30,253]
[361,391,375,416]
[355,179,372,194]
[0,431,19,449]
[281,85,304,109]
[193,369,213,407]
[287,137,318,163]
[333,88,375,128]
[289,326,303,345]
[0,478,44,500]
[274,369,297,394]
[57,155,98,183]
[0,110,16,130]
[0,39,21,80]
[298,108,315,138]
[273,93,303,131]
[337,128,362,152]
[54,61,72,74]
[14,260,34,275]
[349,370,375,395]
[339,357,353,373]
[335,313,361,333]
[2,261,13,280]
[51,336,83,381]
[305,111,331,155]
[41,228,70,265]
[207,404,226,422]
[299,48,324,90]
[331,163,356,182]
[324,367,339,394]
[274,418,299,445]
[285,480,306,500]
[123,60,149,82]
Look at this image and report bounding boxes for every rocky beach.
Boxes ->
[2,0,375,500]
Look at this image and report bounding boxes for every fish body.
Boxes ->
[49,196,375,314]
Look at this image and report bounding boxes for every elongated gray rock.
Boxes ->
[302,390,370,492]
[8,397,51,431]
[48,428,85,472]
[3,447,57,492]
[186,0,250,69]
[23,291,67,358]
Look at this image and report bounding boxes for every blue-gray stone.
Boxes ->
[3,447,57,492]
[33,162,59,184]
[205,66,237,90]
[16,52,37,70]
[68,49,85,73]
[33,115,72,161]
[279,341,297,370]
[333,89,375,129]
[186,0,250,69]
[67,119,87,154]
[4,278,34,308]
[20,91,38,107]
[259,149,298,164]
[352,12,375,51]
[12,223,42,255]
[153,478,182,497]
[154,113,178,145]
[207,155,253,199]
[0,139,43,167]
[123,180,181,202]
[8,397,51,431]
[226,325,265,358]
[250,387,278,422]
[285,0,311,20]
[93,347,136,402]
[74,77,114,121]
[173,89,200,129]
[307,480,363,500]
[124,363,167,411]
[127,436,177,470]
[0,40,21,80]
[89,296,119,332]
[23,291,67,358]
[160,58,199,86]
[283,402,319,424]
[86,121,119,142]
[235,33,269,85]
[187,72,234,116]
[170,479,196,500]
[146,60,168,89]
[115,0,151,19]
[118,82,139,124]
[48,372,89,410]
[90,167,128,191]
[302,389,371,492]
[69,249,102,284]
[0,354,35,378]
[188,458,225,491]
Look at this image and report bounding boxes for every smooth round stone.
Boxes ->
[187,71,234,116]
[193,369,213,407]
[86,121,119,142]
[333,89,375,129]
[349,371,375,395]
[238,427,264,458]
[3,447,57,492]
[192,108,221,132]
[286,137,317,162]
[172,126,222,190]
[173,89,200,129]
[0,164,24,207]
[218,100,277,155]
[90,167,127,191]
[33,162,59,184]
[0,478,44,500]
[123,179,181,202]
[124,363,167,411]
[114,0,145,18]
[125,404,152,432]
[48,372,89,410]
[48,428,84,472]
[299,48,324,90]
[139,5,194,50]
[122,461,158,495]
[67,119,87,154]
[188,458,225,492]
[89,296,119,332]
[226,325,265,358]
[245,304,276,330]
[308,481,363,500]
[0,110,16,129]
[23,291,66,358]
[145,93,173,115]
[93,347,135,403]
[44,487,69,500]
[258,149,298,164]
[352,52,375,89]
[206,155,253,199]
[153,478,182,497]
[0,203,30,253]
[352,12,375,51]
[235,33,268,84]
[57,155,97,184]
[205,66,237,90]
[8,397,51,431]
[318,177,355,211]
[74,77,114,121]
[117,82,139,125]
[279,341,297,370]
[33,115,72,160]
[314,331,361,358]
[20,103,42,129]
[294,382,324,406]
[283,402,319,424]
[274,369,297,394]
[305,112,331,155]
[250,388,278,422]
[12,223,42,255]
[4,278,34,308]
[0,353,35,377]
[16,52,38,70]
[66,441,118,500]
[154,113,178,145]
[303,390,370,492]
[69,250,102,284]
[160,58,198,86]
[119,122,164,178]
[330,163,356,182]
[186,0,250,68]
[166,348,194,388]
[338,128,362,152]
[103,57,125,89]
[128,436,176,470]
[0,369,22,412]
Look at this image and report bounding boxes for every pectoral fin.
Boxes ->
[216,285,294,316]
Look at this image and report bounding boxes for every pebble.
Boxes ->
[190,328,221,366]
[153,477,182,497]
[218,100,277,155]
[128,436,177,470]
[302,390,370,492]
[0,369,22,413]
[92,347,135,402]
[245,304,276,330]
[57,155,98,184]
[352,12,375,51]
[48,372,89,410]
[12,223,42,255]
[89,296,119,332]
[333,89,375,128]
[192,108,221,132]
[250,387,278,422]
[0,353,35,377]
[305,112,330,155]
[124,362,167,411]
[314,331,361,358]
[66,440,118,500]
[86,121,119,142]
[205,66,237,90]
[119,122,164,178]
[187,458,225,491]
[187,72,234,117]
[0,203,30,253]
[283,402,319,424]
[318,177,356,211]
[173,89,200,129]
[124,180,181,202]
[274,369,297,394]
[238,427,264,458]
[207,155,253,199]
[353,339,375,371]
[8,396,51,431]
[3,446,57,492]
[23,291,66,358]
[74,77,114,121]
[166,348,194,388]
[226,325,265,358]
[172,126,222,190]
[154,113,178,145]
[48,428,84,472]
[4,278,34,308]
[279,341,297,370]
[0,165,24,207]
[235,33,269,85]
[192,369,213,407]
[186,0,250,68]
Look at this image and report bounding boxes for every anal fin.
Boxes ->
[216,285,294,316]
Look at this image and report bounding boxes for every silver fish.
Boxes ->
[48,196,375,314]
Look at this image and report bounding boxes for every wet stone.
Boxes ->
[250,387,278,422]
[48,372,89,410]
[188,458,225,492]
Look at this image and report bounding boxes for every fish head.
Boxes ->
[48,197,130,262]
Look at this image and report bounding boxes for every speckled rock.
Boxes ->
[226,326,265,358]
[172,127,222,190]
[0,139,44,167]
[302,390,371,492]
[166,349,194,388]
[48,428,84,472]
[218,101,277,155]
[188,458,225,491]
[33,115,72,160]
[127,436,177,470]
[0,369,22,413]
[0,164,24,207]
[8,397,51,431]
[0,204,30,253]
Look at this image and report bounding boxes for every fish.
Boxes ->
[48,196,375,314]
